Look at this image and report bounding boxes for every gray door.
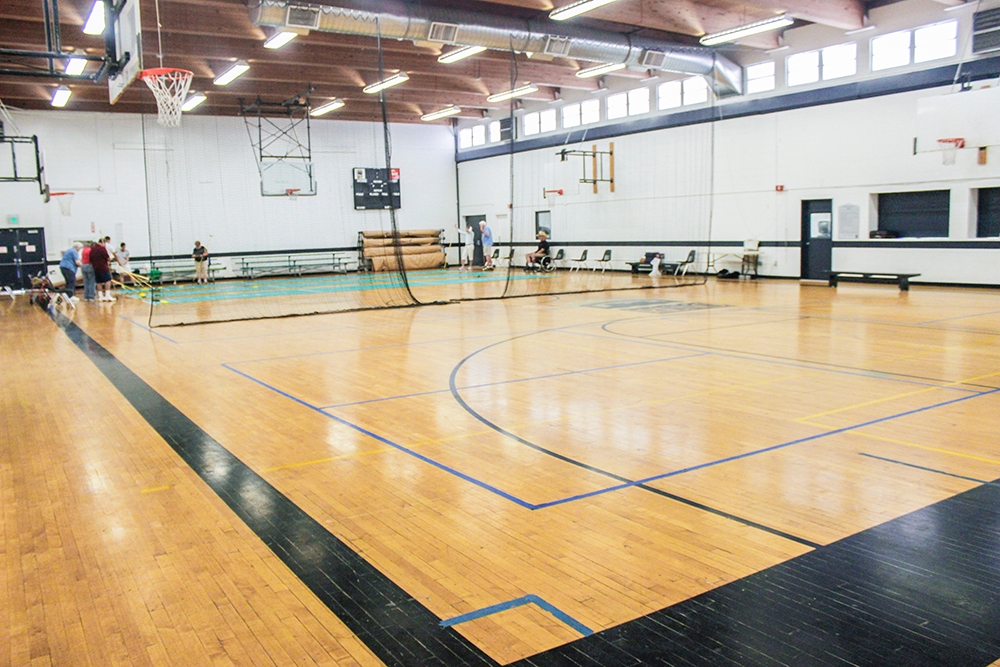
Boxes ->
[801,200,832,281]
[464,215,485,266]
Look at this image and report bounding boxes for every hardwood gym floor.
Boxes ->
[2,278,999,666]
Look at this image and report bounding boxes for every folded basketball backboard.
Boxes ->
[108,0,143,104]
[915,85,1000,152]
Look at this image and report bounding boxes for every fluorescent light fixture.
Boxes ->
[486,84,538,102]
[421,106,462,121]
[264,31,298,49]
[181,92,207,112]
[51,85,71,107]
[213,60,249,86]
[549,0,619,21]
[363,72,409,94]
[575,62,627,78]
[438,45,487,64]
[83,1,105,35]
[64,56,87,76]
[844,25,876,35]
[310,98,345,116]
[764,45,790,54]
[699,14,794,46]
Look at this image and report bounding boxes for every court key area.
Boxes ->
[5,278,999,666]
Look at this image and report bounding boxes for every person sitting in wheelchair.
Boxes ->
[525,231,551,271]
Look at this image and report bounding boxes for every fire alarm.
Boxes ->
[775,185,785,192]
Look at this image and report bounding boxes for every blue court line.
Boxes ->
[223,334,1000,512]
[572,327,982,394]
[439,595,593,637]
[119,316,179,344]
[319,351,707,409]
[221,363,536,510]
[859,452,1000,487]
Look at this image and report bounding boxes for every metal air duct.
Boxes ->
[249,0,743,96]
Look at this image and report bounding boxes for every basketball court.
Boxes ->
[2,0,1000,665]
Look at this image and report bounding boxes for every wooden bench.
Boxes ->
[827,272,921,291]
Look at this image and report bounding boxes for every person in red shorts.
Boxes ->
[90,239,114,302]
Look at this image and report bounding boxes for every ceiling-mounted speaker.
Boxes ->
[286,5,320,29]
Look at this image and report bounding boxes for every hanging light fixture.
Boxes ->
[310,99,346,116]
[82,1,105,35]
[575,62,627,78]
[421,106,462,122]
[363,72,409,94]
[549,0,619,22]
[486,84,538,102]
[213,60,250,86]
[51,85,72,107]
[181,92,207,112]
[438,45,488,64]
[700,15,794,46]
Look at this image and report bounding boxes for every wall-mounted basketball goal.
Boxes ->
[556,143,615,194]
[240,93,317,197]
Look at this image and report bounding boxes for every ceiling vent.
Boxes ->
[286,5,320,29]
[640,50,666,68]
[427,22,460,43]
[543,35,573,57]
[973,7,1000,54]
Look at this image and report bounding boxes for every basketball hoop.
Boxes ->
[937,137,965,165]
[285,188,301,200]
[139,68,194,128]
[543,188,564,204]
[48,192,74,216]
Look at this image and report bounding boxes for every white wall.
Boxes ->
[1,110,457,266]
[458,85,1000,285]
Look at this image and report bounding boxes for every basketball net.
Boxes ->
[49,192,73,216]
[937,138,964,166]
[139,68,194,128]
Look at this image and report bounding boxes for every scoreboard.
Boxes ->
[353,167,401,210]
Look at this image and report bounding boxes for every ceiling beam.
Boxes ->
[743,0,865,31]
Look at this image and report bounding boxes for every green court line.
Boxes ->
[135,271,556,304]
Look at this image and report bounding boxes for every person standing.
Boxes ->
[80,241,96,301]
[90,238,114,301]
[454,225,473,271]
[59,243,82,300]
[114,242,131,284]
[479,220,494,270]
[192,241,209,283]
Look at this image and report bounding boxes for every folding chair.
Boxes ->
[569,249,588,272]
[552,248,565,269]
[673,250,696,276]
[593,249,612,273]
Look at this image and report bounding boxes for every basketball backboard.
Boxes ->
[108,0,143,104]
[915,85,1000,152]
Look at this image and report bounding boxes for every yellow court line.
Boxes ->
[797,369,1000,422]
[846,431,1000,466]
[262,447,392,472]
[140,485,170,493]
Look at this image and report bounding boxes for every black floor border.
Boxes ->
[57,314,1000,667]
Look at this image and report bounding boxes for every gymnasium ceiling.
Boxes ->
[0,0,943,124]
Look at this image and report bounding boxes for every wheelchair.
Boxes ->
[524,254,555,273]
